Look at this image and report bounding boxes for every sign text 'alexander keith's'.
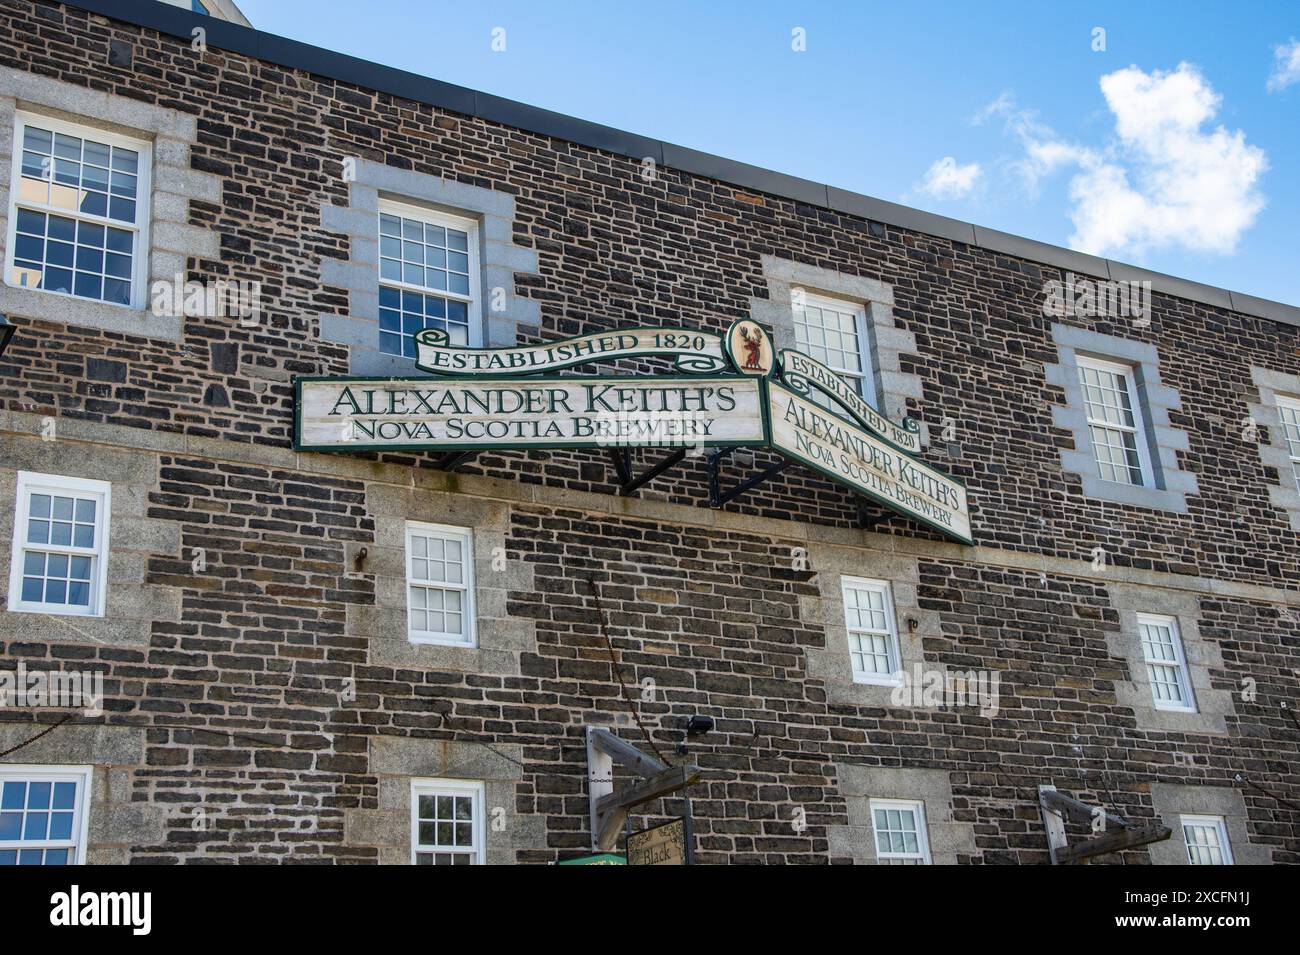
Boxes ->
[297,377,765,449]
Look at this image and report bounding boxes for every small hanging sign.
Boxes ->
[627,818,688,866]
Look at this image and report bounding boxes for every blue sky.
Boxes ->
[240,0,1300,305]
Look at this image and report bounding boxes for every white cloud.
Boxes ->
[914,156,982,201]
[973,94,1088,196]
[979,63,1267,258]
[1268,38,1300,92]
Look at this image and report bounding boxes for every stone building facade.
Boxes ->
[0,0,1296,864]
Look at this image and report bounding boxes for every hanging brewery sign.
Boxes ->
[768,380,970,543]
[293,321,973,544]
[295,375,766,451]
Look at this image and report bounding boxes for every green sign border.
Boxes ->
[292,373,768,455]
[555,853,627,865]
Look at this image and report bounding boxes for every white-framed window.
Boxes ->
[378,199,480,359]
[869,798,932,865]
[1076,355,1153,487]
[1181,814,1233,865]
[405,521,475,647]
[792,291,874,405]
[0,765,92,865]
[842,576,901,685]
[1274,396,1300,493]
[411,778,484,865]
[1137,613,1195,713]
[6,113,152,309]
[7,472,111,617]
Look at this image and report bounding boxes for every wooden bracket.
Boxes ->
[588,726,666,779]
[586,726,698,851]
[1038,783,1171,865]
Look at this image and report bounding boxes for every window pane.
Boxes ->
[872,803,928,862]
[413,785,478,862]
[1184,820,1228,865]
[0,774,83,865]
[14,125,139,303]
[844,582,896,678]
[1079,362,1147,484]
[378,209,475,353]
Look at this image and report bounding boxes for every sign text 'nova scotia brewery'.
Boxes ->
[294,321,972,544]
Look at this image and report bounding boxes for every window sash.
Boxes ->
[0,766,91,865]
[8,473,110,617]
[410,779,484,865]
[1275,396,1300,492]
[377,199,480,358]
[792,292,874,403]
[1077,356,1151,486]
[405,522,475,646]
[869,799,932,864]
[842,577,901,684]
[1181,815,1233,865]
[7,113,151,309]
[1137,613,1195,712]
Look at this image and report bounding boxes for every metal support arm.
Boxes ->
[707,448,789,508]
[607,447,688,497]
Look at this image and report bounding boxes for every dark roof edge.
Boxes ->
[68,0,1300,329]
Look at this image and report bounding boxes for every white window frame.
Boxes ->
[1136,612,1196,713]
[792,291,875,405]
[869,798,932,865]
[842,576,902,686]
[410,777,485,865]
[404,520,476,647]
[6,112,153,310]
[1273,395,1300,493]
[1180,814,1234,865]
[0,764,93,866]
[7,471,111,618]
[377,198,482,357]
[1076,354,1154,488]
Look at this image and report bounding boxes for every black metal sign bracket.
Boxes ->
[607,447,689,497]
[435,450,478,471]
[707,448,790,508]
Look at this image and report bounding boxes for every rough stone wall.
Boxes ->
[0,1,1296,864]
[2,419,1295,863]
[0,2,1296,584]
